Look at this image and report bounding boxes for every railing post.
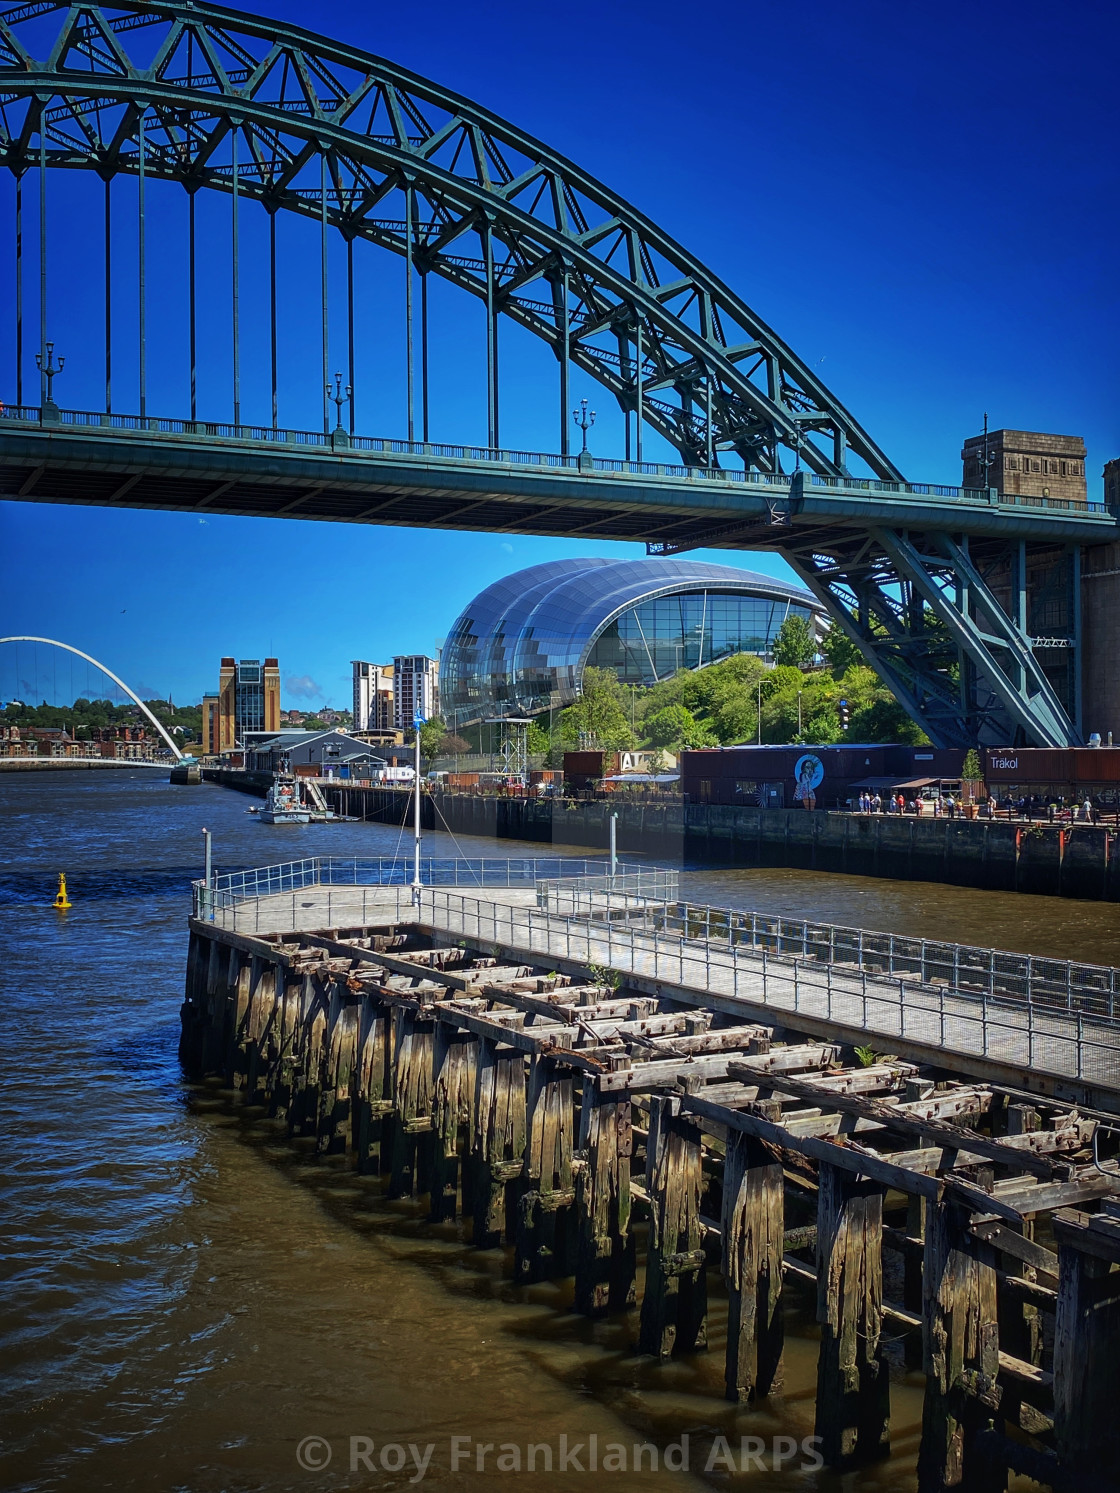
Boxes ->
[1077,1012,1084,1079]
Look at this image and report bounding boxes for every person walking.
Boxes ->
[872,792,882,813]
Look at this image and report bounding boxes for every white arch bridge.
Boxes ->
[0,636,187,762]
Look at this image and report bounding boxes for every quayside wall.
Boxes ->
[316,786,1120,902]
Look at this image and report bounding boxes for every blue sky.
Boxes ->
[1,0,1117,708]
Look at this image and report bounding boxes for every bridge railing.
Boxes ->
[4,405,1113,516]
[662,900,1120,1021]
[194,854,621,916]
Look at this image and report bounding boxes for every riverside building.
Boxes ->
[439,558,822,731]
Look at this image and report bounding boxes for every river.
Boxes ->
[2,769,1114,1493]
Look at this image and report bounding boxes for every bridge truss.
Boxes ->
[0,0,1110,747]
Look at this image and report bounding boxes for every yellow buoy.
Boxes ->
[53,872,71,910]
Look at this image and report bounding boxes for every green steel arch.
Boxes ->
[0,0,903,479]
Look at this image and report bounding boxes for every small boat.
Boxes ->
[259,770,312,825]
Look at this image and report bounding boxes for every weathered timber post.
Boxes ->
[998,1107,1042,1368]
[574,1071,635,1316]
[353,990,393,1173]
[178,928,209,1072]
[638,1095,707,1358]
[721,1130,784,1401]
[317,978,360,1154]
[815,1162,890,1467]
[471,1037,527,1248]
[1052,1208,1120,1491]
[516,1055,577,1282]
[430,1022,478,1221]
[917,1198,1003,1493]
[202,942,240,1076]
[244,957,278,1103]
[388,1000,437,1198]
[287,968,327,1137]
[270,965,308,1121]
[224,950,253,1089]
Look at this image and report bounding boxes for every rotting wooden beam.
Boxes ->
[721,1130,784,1401]
[516,1054,577,1283]
[574,1065,635,1316]
[431,1023,478,1221]
[917,1197,1004,1493]
[741,1070,1070,1181]
[1052,1208,1120,1490]
[471,1037,528,1248]
[638,1095,707,1359]
[814,1161,891,1468]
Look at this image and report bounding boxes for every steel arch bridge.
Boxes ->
[0,0,1113,748]
[0,634,185,757]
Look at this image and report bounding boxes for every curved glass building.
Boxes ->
[440,558,821,728]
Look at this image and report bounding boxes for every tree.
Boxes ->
[415,716,447,767]
[643,704,712,749]
[821,624,863,677]
[772,614,817,668]
[438,732,471,758]
[558,667,636,751]
[961,747,983,779]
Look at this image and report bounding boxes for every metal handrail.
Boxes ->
[3,404,1112,515]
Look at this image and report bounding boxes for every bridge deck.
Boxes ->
[3,410,1116,547]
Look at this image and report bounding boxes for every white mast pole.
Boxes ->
[411,708,423,908]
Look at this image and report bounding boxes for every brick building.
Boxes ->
[201,656,280,754]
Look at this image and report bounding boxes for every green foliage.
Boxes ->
[821,625,864,677]
[556,666,636,752]
[961,748,983,779]
[772,614,817,668]
[854,1045,881,1067]
[624,651,929,751]
[414,715,447,765]
[643,703,715,749]
[525,720,550,755]
[586,963,622,991]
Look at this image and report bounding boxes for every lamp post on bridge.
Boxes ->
[573,396,595,470]
[36,341,64,423]
[976,411,997,493]
[327,371,351,448]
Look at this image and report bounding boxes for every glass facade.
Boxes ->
[441,558,819,728]
[235,660,264,735]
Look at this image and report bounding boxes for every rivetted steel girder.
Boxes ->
[0,0,903,479]
[778,523,1079,748]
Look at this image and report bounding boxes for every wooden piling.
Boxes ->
[721,1130,784,1400]
[1052,1208,1120,1491]
[317,978,360,1154]
[431,1024,478,1221]
[516,1055,576,1282]
[574,1074,635,1316]
[388,1001,436,1198]
[638,1095,707,1358]
[814,1162,890,1467]
[353,990,393,1173]
[917,1198,1002,1493]
[471,1038,527,1247]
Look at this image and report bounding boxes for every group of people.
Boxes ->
[852,791,963,817]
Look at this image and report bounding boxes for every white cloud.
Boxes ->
[284,674,324,701]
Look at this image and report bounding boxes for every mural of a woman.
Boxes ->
[793,752,825,810]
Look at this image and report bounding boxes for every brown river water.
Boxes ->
[2,770,1116,1493]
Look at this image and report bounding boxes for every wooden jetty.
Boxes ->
[181,910,1120,1491]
